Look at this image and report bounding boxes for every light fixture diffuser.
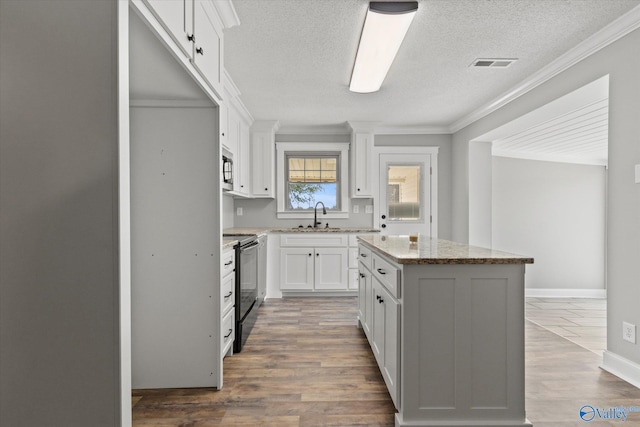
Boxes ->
[349,2,418,93]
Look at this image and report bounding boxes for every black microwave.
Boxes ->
[222,155,233,191]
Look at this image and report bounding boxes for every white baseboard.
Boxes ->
[601,351,640,389]
[525,288,607,299]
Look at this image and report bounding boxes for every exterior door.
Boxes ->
[378,152,434,237]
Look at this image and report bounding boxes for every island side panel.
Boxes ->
[400,263,530,426]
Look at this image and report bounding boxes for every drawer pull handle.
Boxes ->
[376,295,381,301]
[224,329,233,339]
[359,273,365,278]
[224,291,233,299]
[360,253,367,258]
[377,268,386,275]
[379,298,384,304]
[224,260,233,266]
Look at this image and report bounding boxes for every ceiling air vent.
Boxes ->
[470,58,518,68]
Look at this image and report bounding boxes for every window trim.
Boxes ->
[276,143,349,220]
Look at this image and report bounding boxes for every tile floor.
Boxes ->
[525,297,607,355]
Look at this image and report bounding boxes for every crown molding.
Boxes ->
[251,120,280,132]
[276,124,352,135]
[449,4,640,133]
[130,99,215,108]
[211,0,240,29]
[375,125,451,135]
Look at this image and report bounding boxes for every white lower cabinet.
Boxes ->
[280,247,348,291]
[371,278,400,406]
[217,246,236,388]
[278,234,360,293]
[358,242,400,409]
[280,247,314,290]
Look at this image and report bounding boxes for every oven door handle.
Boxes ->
[240,241,259,252]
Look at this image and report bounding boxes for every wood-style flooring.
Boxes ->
[132,297,640,426]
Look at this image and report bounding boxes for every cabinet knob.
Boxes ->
[381,224,386,228]
[308,253,312,257]
[222,132,225,136]
[187,33,195,42]
[265,188,268,191]
[357,188,361,191]
[359,273,365,278]
[381,215,386,219]
[379,298,384,304]
[316,253,319,257]
[376,295,381,301]
[196,46,204,55]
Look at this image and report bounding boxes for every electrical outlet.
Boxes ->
[353,204,359,214]
[236,207,243,216]
[365,205,373,214]
[623,322,636,344]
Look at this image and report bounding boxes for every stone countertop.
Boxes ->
[222,238,238,250]
[223,227,270,237]
[223,227,378,235]
[357,235,534,265]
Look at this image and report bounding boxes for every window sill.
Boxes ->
[276,211,349,220]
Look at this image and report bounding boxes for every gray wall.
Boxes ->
[0,1,121,425]
[235,133,453,239]
[451,28,640,368]
[492,157,606,291]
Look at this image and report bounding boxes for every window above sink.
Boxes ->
[275,143,349,220]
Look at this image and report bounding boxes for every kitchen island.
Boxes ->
[357,235,534,427]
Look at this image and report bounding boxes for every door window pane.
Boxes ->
[387,165,421,220]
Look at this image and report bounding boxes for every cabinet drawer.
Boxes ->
[280,234,348,247]
[221,308,235,357]
[221,249,235,277]
[372,253,400,298]
[221,273,234,315]
[358,244,372,271]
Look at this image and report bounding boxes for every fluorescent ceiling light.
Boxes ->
[349,2,418,93]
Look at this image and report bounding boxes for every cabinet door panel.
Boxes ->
[358,267,371,338]
[145,0,193,57]
[371,280,385,363]
[193,0,223,97]
[280,248,314,290]
[251,131,274,198]
[382,287,400,407]
[348,268,359,290]
[314,248,348,290]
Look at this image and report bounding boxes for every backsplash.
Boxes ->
[233,197,374,229]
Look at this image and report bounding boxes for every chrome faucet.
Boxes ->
[313,201,327,228]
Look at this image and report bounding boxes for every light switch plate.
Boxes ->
[353,204,359,214]
[236,207,243,216]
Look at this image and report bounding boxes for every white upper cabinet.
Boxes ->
[144,0,194,57]
[348,122,375,198]
[251,120,280,198]
[192,0,224,99]
[236,118,251,196]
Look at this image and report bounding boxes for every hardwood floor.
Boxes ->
[133,297,640,426]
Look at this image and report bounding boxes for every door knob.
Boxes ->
[381,214,386,219]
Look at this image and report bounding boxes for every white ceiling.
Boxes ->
[224,0,639,133]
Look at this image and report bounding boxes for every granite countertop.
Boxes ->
[222,238,238,249]
[357,235,534,265]
[223,227,378,235]
[269,227,379,233]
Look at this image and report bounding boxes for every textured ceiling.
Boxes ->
[224,0,639,131]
